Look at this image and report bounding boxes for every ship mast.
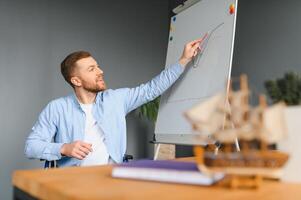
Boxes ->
[258,94,269,151]
[239,74,251,152]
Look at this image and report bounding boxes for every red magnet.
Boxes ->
[229,4,235,15]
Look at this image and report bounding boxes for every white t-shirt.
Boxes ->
[80,103,110,166]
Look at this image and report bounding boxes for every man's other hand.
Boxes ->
[60,141,93,160]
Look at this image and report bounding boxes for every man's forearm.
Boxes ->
[25,139,64,161]
[179,57,190,67]
[124,62,184,113]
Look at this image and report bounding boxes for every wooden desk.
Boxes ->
[12,160,301,200]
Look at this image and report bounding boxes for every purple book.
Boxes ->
[119,159,199,170]
[112,159,224,186]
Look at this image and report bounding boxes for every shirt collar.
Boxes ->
[71,91,104,109]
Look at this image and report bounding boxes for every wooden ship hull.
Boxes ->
[204,150,289,169]
[194,146,289,179]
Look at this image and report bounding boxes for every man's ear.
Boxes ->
[70,76,82,87]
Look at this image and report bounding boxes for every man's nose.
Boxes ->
[97,67,104,75]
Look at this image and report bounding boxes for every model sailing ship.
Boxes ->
[185,74,289,188]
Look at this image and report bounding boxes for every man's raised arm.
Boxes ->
[121,38,205,114]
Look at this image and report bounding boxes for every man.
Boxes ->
[25,38,204,167]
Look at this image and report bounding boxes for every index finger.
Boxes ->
[189,33,208,45]
[80,142,93,152]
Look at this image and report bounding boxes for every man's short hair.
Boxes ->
[61,51,91,87]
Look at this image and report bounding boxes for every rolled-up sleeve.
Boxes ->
[24,101,64,161]
[122,62,184,114]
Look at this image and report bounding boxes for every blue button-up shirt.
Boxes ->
[25,62,184,167]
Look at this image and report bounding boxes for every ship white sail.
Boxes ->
[261,103,287,144]
[185,92,287,144]
[185,93,226,136]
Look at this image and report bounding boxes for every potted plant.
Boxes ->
[265,72,301,105]
[265,72,301,182]
[136,97,160,124]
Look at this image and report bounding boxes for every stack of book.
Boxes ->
[112,159,224,185]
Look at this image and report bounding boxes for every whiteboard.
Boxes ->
[155,0,238,145]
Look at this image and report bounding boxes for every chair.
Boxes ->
[41,154,133,168]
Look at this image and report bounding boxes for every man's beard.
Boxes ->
[83,81,106,93]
